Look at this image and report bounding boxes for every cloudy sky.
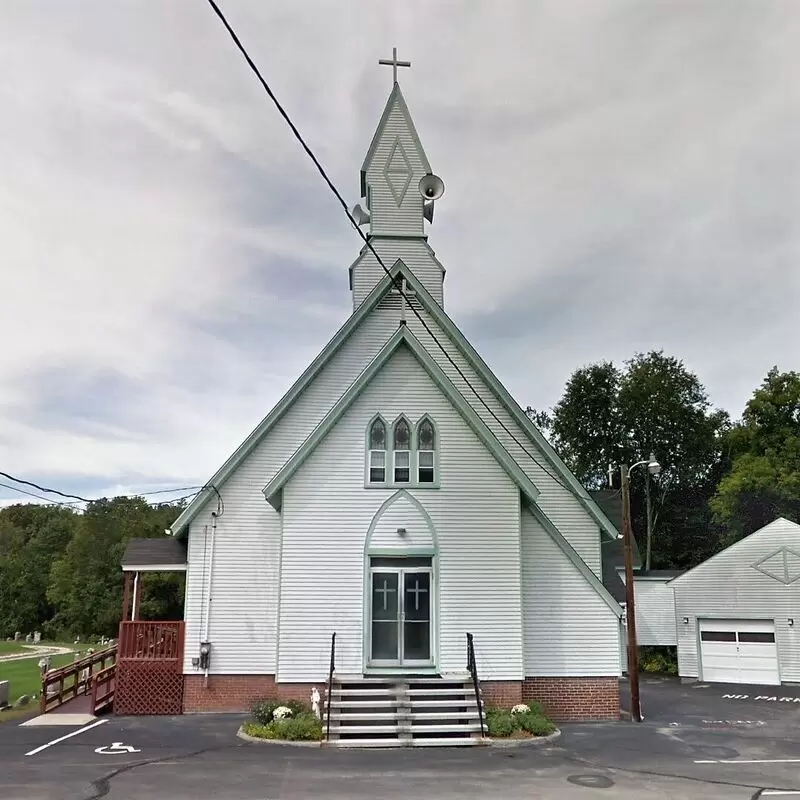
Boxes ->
[0,0,797,506]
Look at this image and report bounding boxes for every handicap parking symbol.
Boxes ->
[94,742,141,755]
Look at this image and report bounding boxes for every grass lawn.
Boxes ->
[0,652,77,706]
[0,642,27,656]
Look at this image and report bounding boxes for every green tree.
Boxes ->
[0,505,78,637]
[537,351,729,569]
[711,367,800,542]
[47,497,185,638]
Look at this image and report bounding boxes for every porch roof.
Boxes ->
[121,537,187,572]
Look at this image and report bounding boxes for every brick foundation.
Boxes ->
[480,680,523,707]
[183,674,619,721]
[183,675,321,712]
[522,676,620,722]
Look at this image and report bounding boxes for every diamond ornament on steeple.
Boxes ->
[384,138,412,206]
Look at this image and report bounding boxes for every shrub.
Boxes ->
[251,699,281,725]
[516,711,556,736]
[243,713,322,742]
[485,708,518,737]
[639,646,678,675]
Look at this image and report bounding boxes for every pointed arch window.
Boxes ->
[393,417,411,483]
[368,418,387,483]
[417,417,436,483]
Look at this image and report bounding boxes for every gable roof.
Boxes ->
[171,258,619,542]
[262,326,541,509]
[667,517,800,586]
[360,83,431,190]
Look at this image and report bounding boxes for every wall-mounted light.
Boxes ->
[789,619,794,627]
[682,617,689,625]
[396,527,407,537]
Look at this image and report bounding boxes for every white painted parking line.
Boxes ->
[695,758,800,764]
[24,718,107,756]
[762,792,800,796]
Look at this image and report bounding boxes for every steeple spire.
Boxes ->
[378,47,411,85]
[349,53,446,311]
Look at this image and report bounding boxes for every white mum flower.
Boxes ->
[272,706,293,720]
[511,704,530,714]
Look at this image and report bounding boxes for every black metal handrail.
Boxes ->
[466,632,486,737]
[325,632,336,741]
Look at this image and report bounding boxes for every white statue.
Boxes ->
[311,686,321,719]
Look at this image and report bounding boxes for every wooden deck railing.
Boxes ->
[118,620,185,663]
[41,646,117,714]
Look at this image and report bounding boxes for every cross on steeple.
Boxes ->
[378,47,411,85]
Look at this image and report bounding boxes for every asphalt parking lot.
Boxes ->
[1,678,800,799]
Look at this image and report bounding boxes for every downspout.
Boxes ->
[203,511,218,688]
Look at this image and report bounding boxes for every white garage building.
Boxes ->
[669,517,800,686]
[609,518,800,686]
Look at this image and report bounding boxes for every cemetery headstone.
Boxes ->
[13,694,31,708]
[25,633,33,644]
[0,680,9,709]
[14,631,21,641]
[33,631,41,644]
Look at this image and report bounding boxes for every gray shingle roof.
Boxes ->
[121,537,187,569]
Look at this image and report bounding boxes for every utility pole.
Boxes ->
[621,464,642,722]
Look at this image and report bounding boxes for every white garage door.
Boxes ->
[699,619,779,685]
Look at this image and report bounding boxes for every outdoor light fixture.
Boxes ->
[199,641,212,670]
[683,617,689,625]
[396,527,407,537]
[790,619,795,627]
[646,453,661,476]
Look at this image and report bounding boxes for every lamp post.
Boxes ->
[615,453,661,723]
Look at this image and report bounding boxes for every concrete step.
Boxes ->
[405,687,472,696]
[330,710,480,722]
[325,737,487,749]
[330,724,400,734]
[407,699,483,708]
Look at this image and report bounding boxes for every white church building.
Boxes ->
[131,56,626,728]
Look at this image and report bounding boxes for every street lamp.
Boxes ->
[612,453,660,723]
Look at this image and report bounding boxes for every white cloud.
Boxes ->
[0,0,797,500]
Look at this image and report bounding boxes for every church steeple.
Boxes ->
[349,50,446,310]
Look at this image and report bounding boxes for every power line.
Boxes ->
[0,471,92,503]
[203,0,575,495]
[0,481,80,508]
[0,471,207,506]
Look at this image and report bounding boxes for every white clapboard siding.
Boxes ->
[672,518,800,681]
[277,346,523,682]
[632,578,677,646]
[364,93,428,240]
[352,238,444,309]
[521,509,621,676]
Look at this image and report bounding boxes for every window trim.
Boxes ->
[363,413,440,489]
[392,415,412,484]
[365,415,388,485]
[415,416,437,485]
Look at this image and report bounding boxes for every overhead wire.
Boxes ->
[0,471,209,508]
[203,0,576,495]
[0,481,81,508]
